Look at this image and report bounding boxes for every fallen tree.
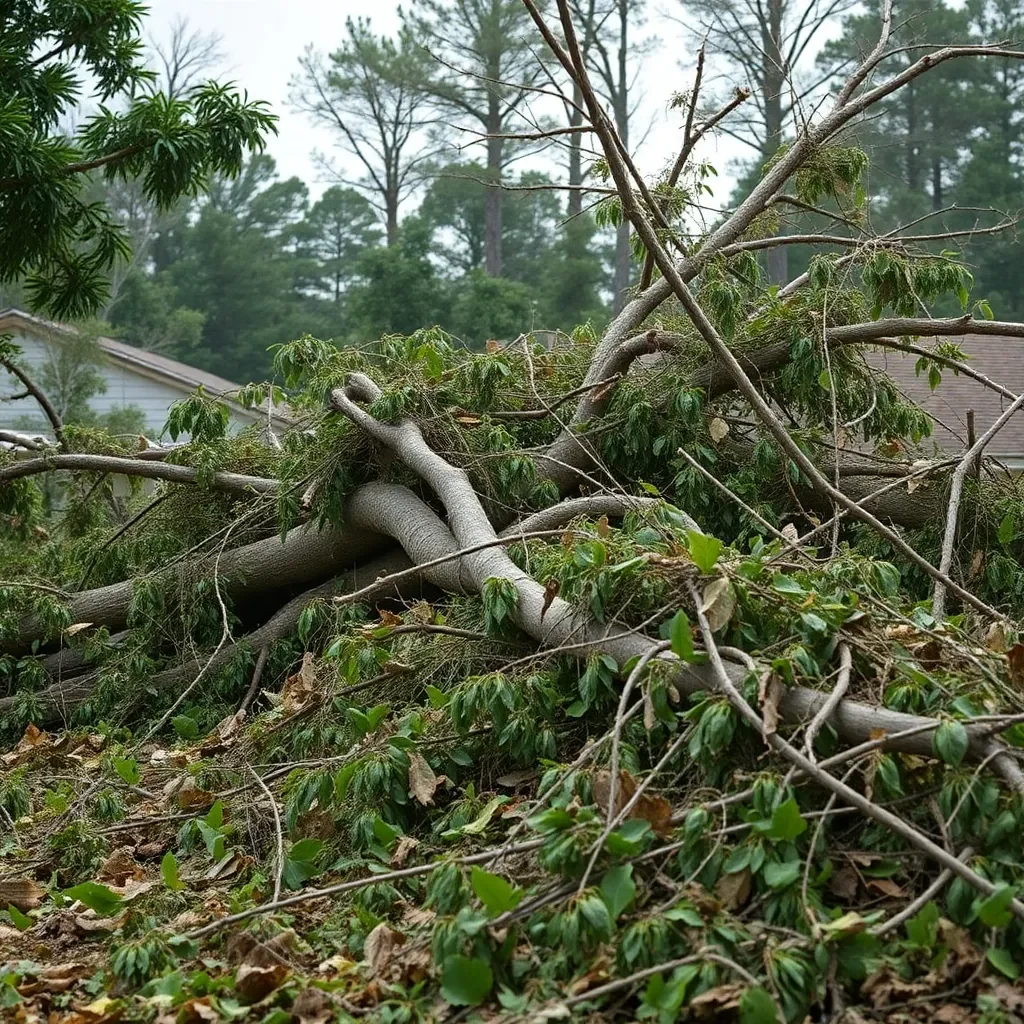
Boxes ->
[5,5,1024,1019]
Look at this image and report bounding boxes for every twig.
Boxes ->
[686,581,1024,921]
[804,644,852,761]
[933,388,1024,620]
[0,357,66,449]
[563,949,771,1009]
[186,838,547,940]
[249,767,284,903]
[578,641,672,892]
[872,846,975,938]
[239,646,270,715]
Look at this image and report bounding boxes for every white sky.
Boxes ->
[145,0,751,208]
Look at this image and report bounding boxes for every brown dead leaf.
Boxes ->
[591,769,672,836]
[643,681,656,731]
[715,868,752,911]
[178,997,221,1023]
[970,548,985,577]
[97,847,143,885]
[635,792,673,838]
[540,578,560,620]
[0,878,44,911]
[780,522,799,545]
[292,987,336,1024]
[455,415,481,426]
[708,417,730,443]
[688,983,745,1017]
[593,769,634,817]
[64,622,94,636]
[596,515,610,538]
[485,339,500,353]
[866,878,904,899]
[407,752,438,806]
[700,577,736,633]
[281,651,318,714]
[377,609,403,628]
[176,779,215,812]
[1,723,50,765]
[363,922,406,979]
[829,866,859,901]
[1008,644,1024,688]
[932,1004,972,1024]
[401,905,436,928]
[759,673,784,742]
[134,841,165,860]
[235,963,289,1005]
[987,621,1010,653]
[390,835,420,868]
[410,601,435,624]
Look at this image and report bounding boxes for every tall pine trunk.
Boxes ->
[763,0,787,284]
[612,0,631,312]
[485,96,503,277]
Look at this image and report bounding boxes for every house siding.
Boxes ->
[0,328,261,438]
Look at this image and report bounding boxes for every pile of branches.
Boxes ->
[5,3,1024,1019]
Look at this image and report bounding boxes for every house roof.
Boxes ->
[0,307,294,430]
[869,335,1024,464]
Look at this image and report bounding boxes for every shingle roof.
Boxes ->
[868,334,1024,461]
[0,307,294,429]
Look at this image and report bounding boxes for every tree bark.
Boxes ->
[485,100,504,276]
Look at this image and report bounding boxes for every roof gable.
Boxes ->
[0,307,293,429]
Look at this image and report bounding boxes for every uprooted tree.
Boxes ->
[7,1,1024,1018]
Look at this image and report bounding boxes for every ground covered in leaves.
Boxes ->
[5,514,1024,1024]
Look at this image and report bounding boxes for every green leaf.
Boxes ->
[605,819,653,856]
[470,867,523,917]
[171,715,199,740]
[687,530,723,573]
[112,757,139,785]
[6,904,31,931]
[771,574,805,596]
[740,986,778,1023]
[998,514,1016,546]
[599,864,636,919]
[282,839,325,891]
[204,800,223,829]
[65,881,122,917]
[818,369,832,392]
[425,685,449,708]
[334,760,359,801]
[161,852,184,892]
[373,816,401,849]
[766,798,807,841]
[669,610,695,661]
[447,796,507,838]
[933,720,969,767]
[441,955,493,1006]
[763,860,801,890]
[987,947,1020,979]
[579,894,613,937]
[196,821,225,862]
[977,884,1015,928]
[905,901,939,948]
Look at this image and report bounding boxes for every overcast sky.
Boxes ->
[144,0,751,207]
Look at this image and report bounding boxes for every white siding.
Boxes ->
[0,330,259,438]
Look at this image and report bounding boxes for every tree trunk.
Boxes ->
[611,0,631,312]
[385,192,399,247]
[568,81,583,223]
[485,98,503,277]
[763,0,788,285]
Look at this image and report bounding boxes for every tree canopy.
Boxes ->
[0,0,277,319]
